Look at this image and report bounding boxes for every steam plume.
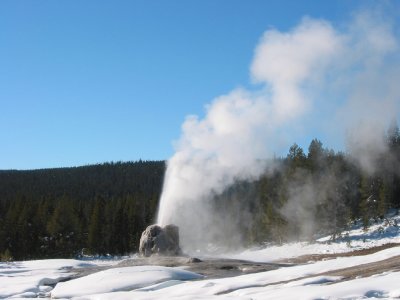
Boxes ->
[157,8,400,252]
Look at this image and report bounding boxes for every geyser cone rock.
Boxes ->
[139,224,182,257]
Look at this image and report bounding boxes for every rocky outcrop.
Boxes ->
[139,224,181,257]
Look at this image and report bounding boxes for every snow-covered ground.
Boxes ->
[1,213,399,299]
[0,259,99,298]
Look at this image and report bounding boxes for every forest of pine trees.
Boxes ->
[0,122,399,261]
[0,161,165,260]
[244,121,400,246]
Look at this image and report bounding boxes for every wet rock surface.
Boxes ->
[139,224,181,257]
[72,256,292,280]
[115,256,292,279]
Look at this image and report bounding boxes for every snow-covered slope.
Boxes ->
[221,211,400,262]
[51,266,203,298]
[0,259,99,298]
[0,213,399,299]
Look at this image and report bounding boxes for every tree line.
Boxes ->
[0,121,399,260]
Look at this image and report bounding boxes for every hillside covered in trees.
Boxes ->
[207,121,400,248]
[0,161,165,260]
[1,122,400,261]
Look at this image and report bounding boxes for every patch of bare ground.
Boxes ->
[73,256,293,280]
[115,256,291,279]
[323,254,400,280]
[278,242,400,264]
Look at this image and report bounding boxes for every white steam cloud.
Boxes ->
[157,8,400,252]
[251,18,342,122]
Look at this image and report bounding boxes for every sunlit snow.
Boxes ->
[51,266,203,298]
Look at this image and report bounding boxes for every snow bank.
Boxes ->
[231,271,400,299]
[0,259,112,299]
[51,265,203,298]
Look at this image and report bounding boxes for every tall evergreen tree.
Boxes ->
[87,197,106,255]
[308,139,324,171]
[47,197,80,257]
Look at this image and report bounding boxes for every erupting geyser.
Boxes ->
[156,11,400,254]
[156,18,343,253]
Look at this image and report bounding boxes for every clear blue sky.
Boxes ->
[0,0,388,169]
